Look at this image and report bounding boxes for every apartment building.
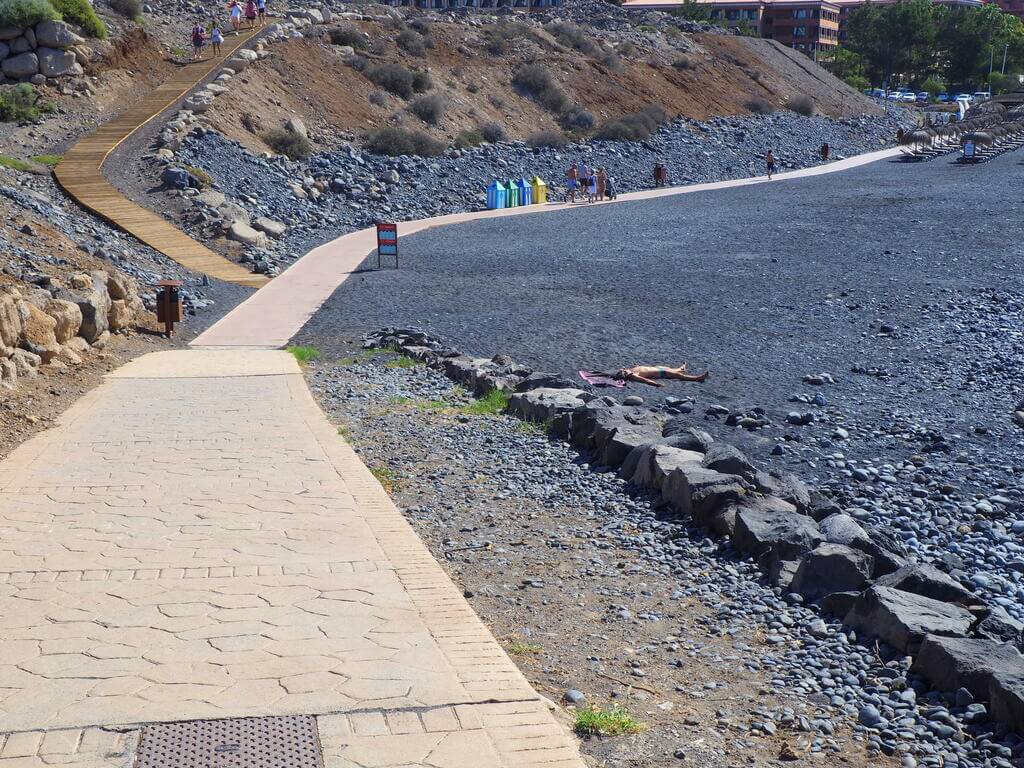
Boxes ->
[623,0,990,55]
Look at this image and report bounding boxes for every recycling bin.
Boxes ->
[486,180,506,209]
[530,176,548,204]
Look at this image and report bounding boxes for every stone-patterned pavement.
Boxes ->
[0,350,584,768]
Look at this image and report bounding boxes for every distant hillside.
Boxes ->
[200,15,881,155]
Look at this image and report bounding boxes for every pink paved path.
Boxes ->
[192,147,900,349]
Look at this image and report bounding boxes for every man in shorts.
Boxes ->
[257,0,267,26]
[565,163,578,203]
[765,150,775,180]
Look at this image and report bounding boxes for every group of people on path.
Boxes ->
[563,149,791,200]
[565,162,616,204]
[191,0,267,59]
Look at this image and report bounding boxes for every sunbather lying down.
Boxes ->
[580,363,710,388]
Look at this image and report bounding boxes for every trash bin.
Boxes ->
[486,180,506,209]
[155,279,184,337]
[505,179,520,207]
[530,176,548,204]
[516,178,532,206]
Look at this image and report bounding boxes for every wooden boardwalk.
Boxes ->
[54,29,269,289]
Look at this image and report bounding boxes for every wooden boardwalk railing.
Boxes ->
[55,29,269,289]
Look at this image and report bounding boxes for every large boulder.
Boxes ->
[16,301,59,362]
[756,470,812,514]
[2,52,39,79]
[74,271,112,343]
[661,418,713,452]
[701,443,757,482]
[623,444,703,491]
[819,513,870,546]
[732,503,823,562]
[912,635,1024,702]
[663,464,748,521]
[709,495,795,539]
[989,664,1024,735]
[976,605,1024,646]
[844,586,975,654]
[508,388,591,435]
[0,357,16,390]
[253,217,287,238]
[0,291,22,348]
[874,563,977,606]
[219,201,251,226]
[515,372,578,392]
[37,47,82,78]
[789,543,874,603]
[35,20,84,48]
[10,348,40,378]
[227,221,268,248]
[43,299,82,343]
[602,422,665,469]
[107,300,133,332]
[105,272,139,302]
[572,406,663,453]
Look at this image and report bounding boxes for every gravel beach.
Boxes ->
[295,149,1024,767]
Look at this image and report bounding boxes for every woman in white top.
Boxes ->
[228,1,242,34]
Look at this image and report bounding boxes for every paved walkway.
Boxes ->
[193,146,899,347]
[54,31,269,289]
[0,350,584,767]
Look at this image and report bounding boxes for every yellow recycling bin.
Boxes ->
[530,176,548,204]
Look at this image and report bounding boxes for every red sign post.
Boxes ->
[376,222,398,269]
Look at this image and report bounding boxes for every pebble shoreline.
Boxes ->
[308,349,1024,768]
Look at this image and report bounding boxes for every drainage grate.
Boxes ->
[135,715,324,768]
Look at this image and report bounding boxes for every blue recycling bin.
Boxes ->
[516,177,532,206]
[486,180,506,209]
[505,179,520,207]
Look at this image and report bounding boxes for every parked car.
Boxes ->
[954,93,974,103]
[973,91,991,101]
[916,92,930,103]
[886,90,903,101]
[901,92,917,102]
[937,92,951,102]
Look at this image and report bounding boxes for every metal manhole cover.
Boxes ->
[136,715,324,768]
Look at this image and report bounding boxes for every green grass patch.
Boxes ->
[339,346,399,365]
[52,0,107,38]
[507,642,543,656]
[382,355,419,369]
[336,425,350,438]
[0,155,33,172]
[460,389,510,416]
[516,420,548,436]
[287,345,321,364]
[414,399,448,412]
[0,84,53,123]
[573,706,647,736]
[0,0,58,28]
[388,395,412,406]
[370,464,397,492]
[31,154,61,166]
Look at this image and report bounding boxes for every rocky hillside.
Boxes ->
[195,12,879,156]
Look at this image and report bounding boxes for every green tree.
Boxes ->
[847,0,936,86]
[670,0,711,22]
[822,46,869,87]
[937,4,1024,88]
[921,76,945,97]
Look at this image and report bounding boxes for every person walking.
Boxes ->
[228,0,242,34]
[191,21,206,59]
[586,171,597,203]
[210,23,224,55]
[256,0,267,26]
[596,167,608,202]
[765,150,775,180]
[820,142,830,162]
[244,0,257,28]
[565,162,578,203]
[606,172,617,200]
[652,162,661,187]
